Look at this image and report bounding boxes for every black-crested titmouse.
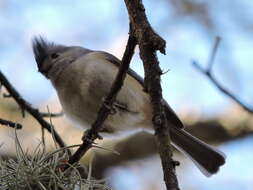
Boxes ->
[32,36,225,176]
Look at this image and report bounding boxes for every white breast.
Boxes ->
[52,52,153,134]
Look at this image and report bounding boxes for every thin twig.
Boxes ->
[193,61,253,113]
[3,93,12,98]
[207,36,221,72]
[0,118,22,129]
[0,70,70,155]
[40,111,63,118]
[192,37,253,114]
[124,0,180,189]
[41,124,46,148]
[67,25,137,166]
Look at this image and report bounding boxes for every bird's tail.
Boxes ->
[170,126,225,176]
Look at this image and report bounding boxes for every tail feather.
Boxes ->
[170,127,225,176]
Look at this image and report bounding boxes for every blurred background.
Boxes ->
[0,0,253,189]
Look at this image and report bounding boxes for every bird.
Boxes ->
[32,36,225,177]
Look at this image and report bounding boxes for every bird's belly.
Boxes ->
[59,91,147,134]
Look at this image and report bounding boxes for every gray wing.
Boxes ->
[101,51,184,129]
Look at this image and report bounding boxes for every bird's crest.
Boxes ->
[32,36,56,66]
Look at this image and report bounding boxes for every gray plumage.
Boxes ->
[32,36,225,176]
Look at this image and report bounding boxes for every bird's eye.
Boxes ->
[51,53,59,59]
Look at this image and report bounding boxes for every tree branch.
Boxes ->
[192,37,253,114]
[40,111,63,118]
[0,70,69,155]
[67,26,137,166]
[0,118,22,129]
[124,0,180,189]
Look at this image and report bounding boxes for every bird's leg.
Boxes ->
[102,97,129,114]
